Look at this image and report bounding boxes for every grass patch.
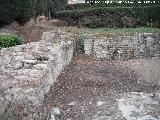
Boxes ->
[81,27,160,35]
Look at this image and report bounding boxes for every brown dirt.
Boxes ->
[10,26,46,43]
[0,20,83,44]
[44,56,160,120]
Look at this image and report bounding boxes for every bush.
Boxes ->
[56,7,136,28]
[0,35,23,49]
[65,3,158,10]
[56,5,160,28]
[132,5,160,27]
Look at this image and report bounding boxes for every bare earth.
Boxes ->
[45,56,160,120]
[0,21,159,120]
[0,20,82,43]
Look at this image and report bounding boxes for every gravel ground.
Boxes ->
[44,56,160,120]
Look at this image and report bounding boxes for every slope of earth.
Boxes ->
[45,56,160,120]
[0,20,81,43]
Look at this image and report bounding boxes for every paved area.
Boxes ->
[45,56,160,120]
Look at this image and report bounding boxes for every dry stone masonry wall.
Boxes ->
[84,33,160,60]
[0,30,74,120]
[0,30,160,119]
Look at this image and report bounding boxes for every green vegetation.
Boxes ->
[57,6,133,15]
[80,27,160,35]
[132,5,160,27]
[0,0,68,27]
[48,0,68,16]
[56,5,160,28]
[36,0,68,17]
[0,0,160,28]
[36,0,48,16]
[0,35,23,49]
[0,0,35,26]
[65,3,158,10]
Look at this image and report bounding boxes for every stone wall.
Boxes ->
[0,30,74,119]
[84,33,160,59]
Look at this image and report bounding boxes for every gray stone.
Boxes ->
[84,33,160,60]
[52,107,60,115]
[96,101,105,106]
[0,30,74,120]
[118,91,160,120]
[0,98,5,115]
[13,62,23,70]
[68,101,77,106]
[22,60,38,69]
[84,38,93,55]
[22,60,38,64]
[33,64,48,70]
[50,114,56,120]
[23,63,33,69]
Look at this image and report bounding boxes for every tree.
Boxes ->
[0,0,35,26]
[36,0,48,16]
[48,0,68,17]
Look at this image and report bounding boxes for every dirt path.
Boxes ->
[44,56,160,120]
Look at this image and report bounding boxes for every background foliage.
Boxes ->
[0,0,159,28]
[0,0,67,27]
[57,2,160,28]
[0,0,35,26]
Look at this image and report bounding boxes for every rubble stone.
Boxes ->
[84,33,160,60]
[0,30,74,119]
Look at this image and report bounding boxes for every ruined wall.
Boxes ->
[84,33,160,59]
[0,30,74,119]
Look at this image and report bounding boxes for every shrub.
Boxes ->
[56,7,136,28]
[0,35,23,49]
[65,3,158,10]
[132,5,160,27]
[56,5,160,28]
